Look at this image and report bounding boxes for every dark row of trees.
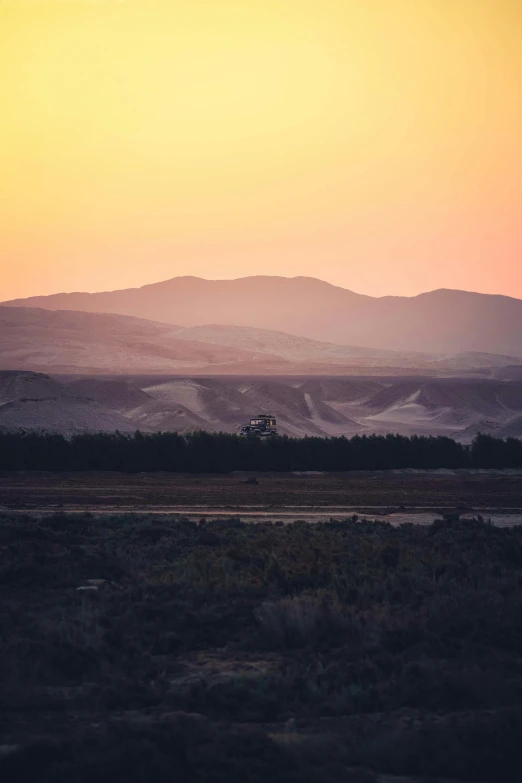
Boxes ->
[0,431,521,472]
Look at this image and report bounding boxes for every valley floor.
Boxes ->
[1,471,522,517]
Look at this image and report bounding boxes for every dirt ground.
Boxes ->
[1,470,521,516]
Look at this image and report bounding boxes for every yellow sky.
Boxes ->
[1,0,521,300]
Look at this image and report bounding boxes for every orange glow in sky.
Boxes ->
[1,0,521,300]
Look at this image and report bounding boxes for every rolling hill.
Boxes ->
[4,275,522,356]
[2,370,522,441]
[2,305,521,377]
[0,306,280,374]
[0,371,137,435]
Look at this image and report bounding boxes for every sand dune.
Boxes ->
[2,371,521,441]
[0,370,138,435]
[499,417,522,438]
[493,365,522,381]
[0,370,65,405]
[123,398,214,434]
[0,395,137,436]
[67,378,153,413]
[356,380,522,437]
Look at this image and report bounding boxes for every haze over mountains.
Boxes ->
[4,275,522,356]
[2,275,522,440]
[2,305,521,377]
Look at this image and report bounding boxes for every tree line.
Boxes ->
[0,431,521,472]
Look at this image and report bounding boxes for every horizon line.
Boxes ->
[2,274,521,304]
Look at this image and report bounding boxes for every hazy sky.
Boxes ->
[1,0,521,301]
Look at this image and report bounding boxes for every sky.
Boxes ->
[1,0,521,301]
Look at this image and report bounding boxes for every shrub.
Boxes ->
[255,591,359,648]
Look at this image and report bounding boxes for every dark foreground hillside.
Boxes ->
[1,513,522,782]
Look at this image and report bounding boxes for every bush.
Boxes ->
[255,592,359,648]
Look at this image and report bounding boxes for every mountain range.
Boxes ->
[2,276,521,440]
[4,275,522,356]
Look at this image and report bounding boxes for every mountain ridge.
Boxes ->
[3,275,522,356]
[5,276,519,304]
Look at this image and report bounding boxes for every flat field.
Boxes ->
[1,471,521,524]
[1,509,522,782]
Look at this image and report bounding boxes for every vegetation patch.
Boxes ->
[1,512,522,781]
[1,430,522,472]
